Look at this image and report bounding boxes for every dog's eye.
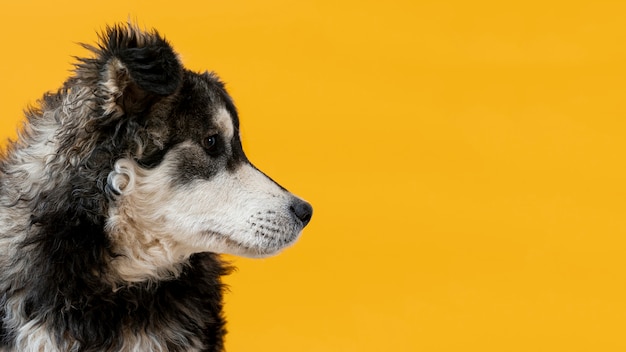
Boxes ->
[202,134,221,155]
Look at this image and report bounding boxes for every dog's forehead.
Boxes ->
[196,74,224,105]
[176,71,237,134]
[184,73,223,110]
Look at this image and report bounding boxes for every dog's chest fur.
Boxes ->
[1,253,228,352]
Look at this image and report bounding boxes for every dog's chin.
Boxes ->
[231,238,302,259]
[204,229,303,259]
[238,243,294,259]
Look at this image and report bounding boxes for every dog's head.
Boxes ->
[65,24,311,280]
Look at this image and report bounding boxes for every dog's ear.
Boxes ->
[77,23,183,120]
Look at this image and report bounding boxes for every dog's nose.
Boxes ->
[290,199,313,226]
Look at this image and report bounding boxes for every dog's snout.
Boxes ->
[290,199,313,226]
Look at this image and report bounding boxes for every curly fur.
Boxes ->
[0,23,312,352]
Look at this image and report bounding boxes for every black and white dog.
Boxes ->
[0,23,312,351]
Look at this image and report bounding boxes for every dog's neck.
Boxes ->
[105,204,194,284]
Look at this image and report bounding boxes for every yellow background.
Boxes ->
[1,1,625,351]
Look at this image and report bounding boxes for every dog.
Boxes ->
[0,23,312,352]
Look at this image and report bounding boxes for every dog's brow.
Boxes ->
[215,107,234,139]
